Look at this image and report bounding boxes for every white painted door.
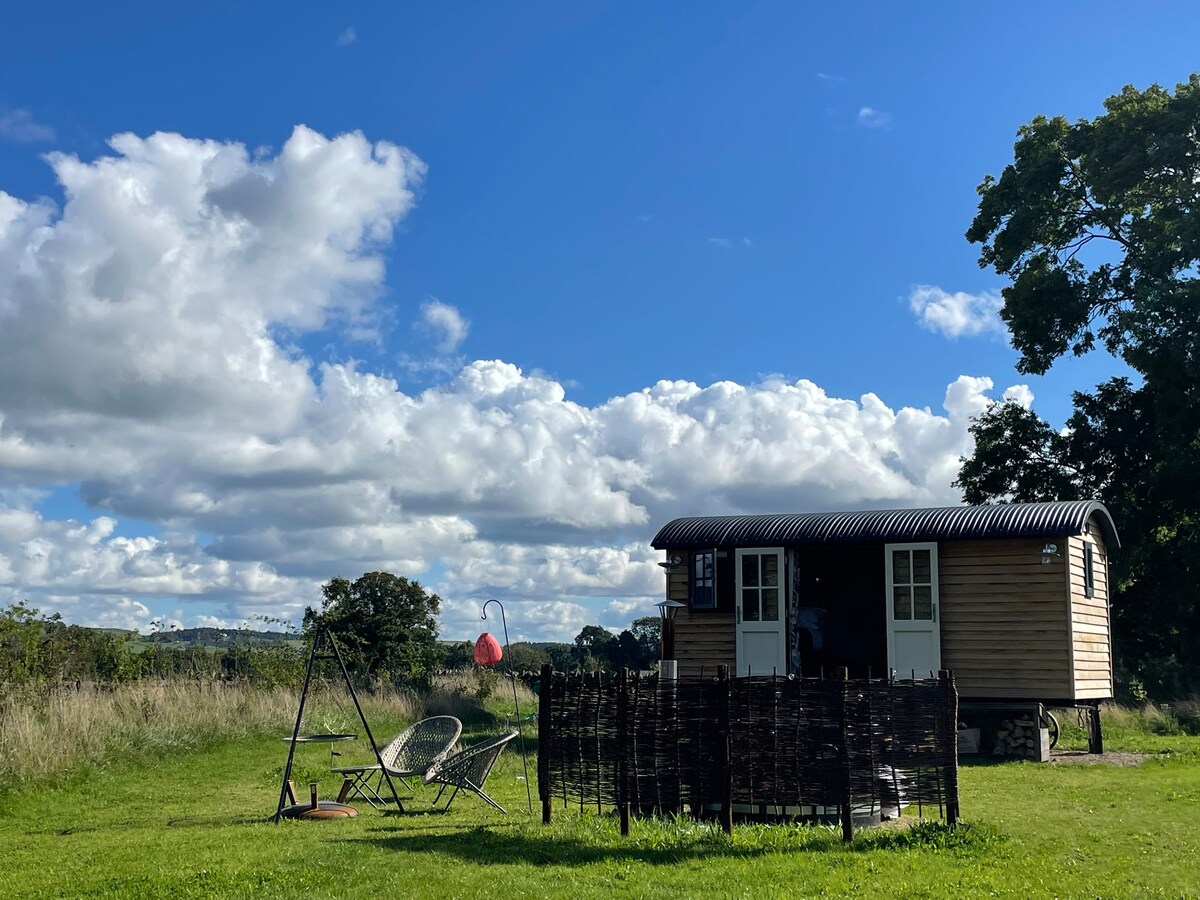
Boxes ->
[886,543,941,678]
[736,548,787,676]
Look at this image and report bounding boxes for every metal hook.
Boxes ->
[479,598,532,813]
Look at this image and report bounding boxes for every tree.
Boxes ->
[503,642,551,673]
[629,616,662,665]
[440,640,475,670]
[961,76,1200,696]
[540,642,575,672]
[572,625,618,672]
[304,572,441,685]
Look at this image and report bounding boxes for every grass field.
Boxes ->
[1,694,1197,899]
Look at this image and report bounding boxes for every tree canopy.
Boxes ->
[960,76,1200,697]
[304,572,441,684]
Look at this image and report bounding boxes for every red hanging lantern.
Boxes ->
[474,632,503,666]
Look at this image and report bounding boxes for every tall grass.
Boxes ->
[0,669,533,790]
[0,681,419,789]
[423,669,538,725]
[1098,698,1200,735]
[1051,698,1200,750]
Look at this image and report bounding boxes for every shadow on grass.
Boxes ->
[165,815,270,829]
[351,818,992,865]
[356,827,774,866]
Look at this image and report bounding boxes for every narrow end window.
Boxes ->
[1084,543,1095,599]
[691,549,717,609]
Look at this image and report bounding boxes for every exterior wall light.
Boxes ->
[655,599,686,661]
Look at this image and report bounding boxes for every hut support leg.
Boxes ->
[1087,704,1104,754]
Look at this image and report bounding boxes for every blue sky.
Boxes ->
[0,2,1191,640]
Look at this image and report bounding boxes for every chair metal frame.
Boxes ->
[424,731,519,812]
[334,715,462,809]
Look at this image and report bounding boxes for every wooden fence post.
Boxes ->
[834,666,854,843]
[939,669,960,826]
[539,664,553,825]
[617,667,631,836]
[717,665,733,835]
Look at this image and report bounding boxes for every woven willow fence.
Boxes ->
[537,665,959,840]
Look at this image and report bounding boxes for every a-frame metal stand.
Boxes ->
[274,626,403,821]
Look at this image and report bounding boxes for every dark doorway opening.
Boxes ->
[792,544,886,678]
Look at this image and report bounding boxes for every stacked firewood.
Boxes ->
[992,717,1043,758]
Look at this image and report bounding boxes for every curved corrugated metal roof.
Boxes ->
[651,501,1119,550]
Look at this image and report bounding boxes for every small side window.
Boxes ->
[1084,543,1095,599]
[691,549,717,609]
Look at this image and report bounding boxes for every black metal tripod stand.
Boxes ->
[274,626,403,821]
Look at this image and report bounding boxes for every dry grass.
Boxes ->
[0,680,420,789]
[0,669,534,790]
[1101,697,1200,734]
[423,669,538,725]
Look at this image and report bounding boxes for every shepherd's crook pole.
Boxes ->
[482,599,533,813]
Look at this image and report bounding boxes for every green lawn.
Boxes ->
[2,725,1197,899]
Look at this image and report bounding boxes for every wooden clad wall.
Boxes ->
[939,538,1074,700]
[667,554,735,679]
[1067,520,1114,699]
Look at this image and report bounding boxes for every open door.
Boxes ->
[885,543,941,678]
[736,548,787,676]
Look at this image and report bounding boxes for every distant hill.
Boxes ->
[91,627,139,638]
[139,627,295,646]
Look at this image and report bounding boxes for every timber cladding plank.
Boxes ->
[942,598,1060,612]
[675,613,733,628]
[668,570,689,602]
[940,561,1067,575]
[949,671,1072,687]
[1070,600,1108,619]
[940,573,1069,586]
[955,674,1072,686]
[1071,648,1112,662]
[940,613,1075,627]
[945,609,1080,624]
[941,653,1070,671]
[943,630,1071,643]
[945,643,1080,657]
[941,590,1065,601]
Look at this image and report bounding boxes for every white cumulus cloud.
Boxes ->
[908,285,1005,339]
[418,299,470,352]
[0,126,1023,640]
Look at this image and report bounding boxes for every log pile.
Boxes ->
[992,717,1047,759]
